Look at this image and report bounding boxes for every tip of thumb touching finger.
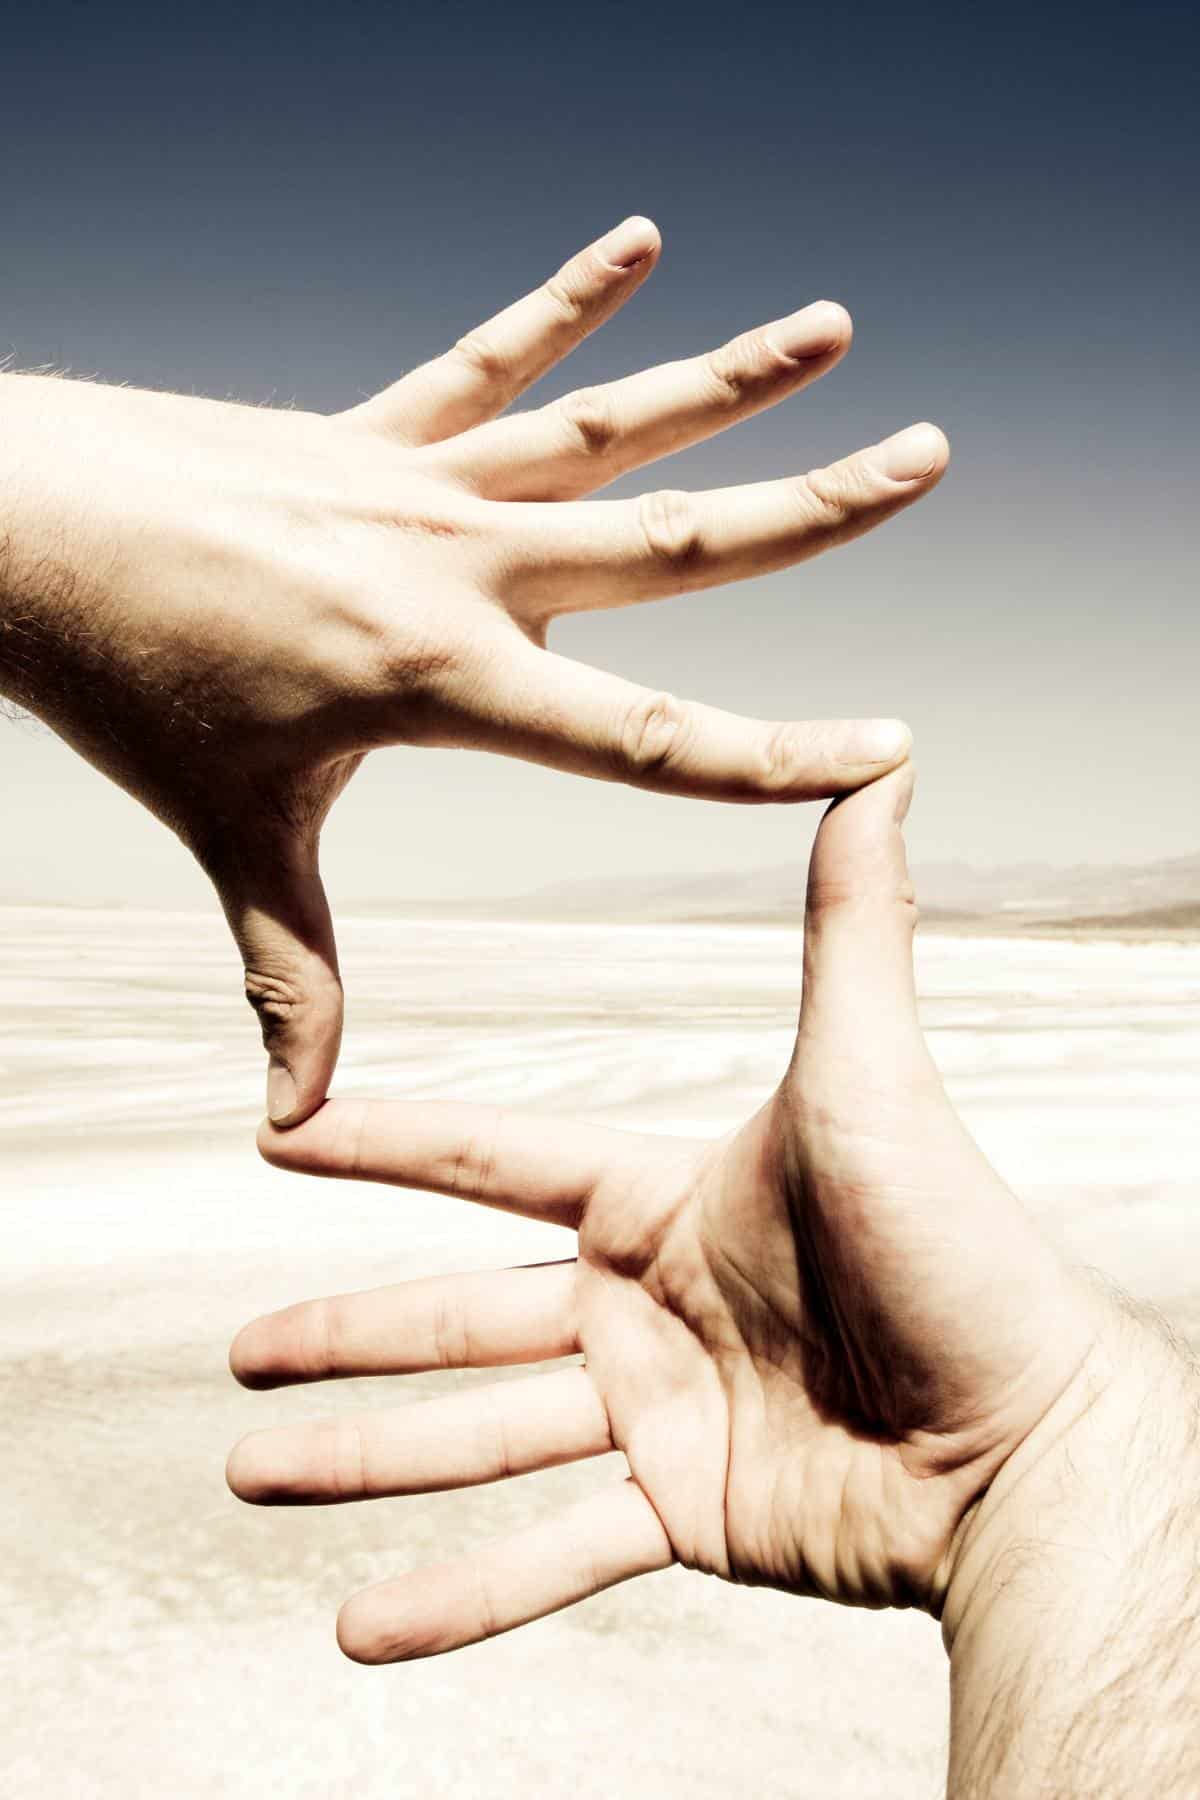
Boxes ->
[810,760,917,905]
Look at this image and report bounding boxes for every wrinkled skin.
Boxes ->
[0,214,945,1125]
[228,768,1102,1661]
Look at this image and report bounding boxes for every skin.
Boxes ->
[227,770,1200,1792]
[226,767,1111,1660]
[0,215,947,1127]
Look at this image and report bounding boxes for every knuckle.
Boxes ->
[543,267,591,328]
[431,1289,470,1370]
[374,627,461,696]
[305,1295,340,1380]
[483,1391,515,1484]
[638,488,704,573]
[470,1561,501,1643]
[330,1418,368,1501]
[557,385,618,458]
[449,1108,503,1199]
[758,722,815,791]
[794,460,864,534]
[617,689,692,779]
[898,883,920,935]
[243,968,304,1039]
[703,335,763,407]
[805,873,864,914]
[807,874,919,929]
[451,328,516,398]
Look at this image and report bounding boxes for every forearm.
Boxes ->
[943,1305,1200,1797]
[0,369,220,806]
[0,372,100,719]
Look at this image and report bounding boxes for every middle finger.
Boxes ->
[435,300,851,501]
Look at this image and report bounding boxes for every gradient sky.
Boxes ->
[2,0,1197,906]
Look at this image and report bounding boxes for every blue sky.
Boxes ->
[3,0,1196,902]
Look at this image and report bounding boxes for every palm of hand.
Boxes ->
[229,772,1100,1659]
[571,1074,1049,1612]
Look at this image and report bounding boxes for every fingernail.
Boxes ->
[267,1060,297,1124]
[597,215,660,270]
[869,422,947,482]
[843,718,912,765]
[770,300,850,361]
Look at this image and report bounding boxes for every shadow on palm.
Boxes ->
[228,766,1099,1660]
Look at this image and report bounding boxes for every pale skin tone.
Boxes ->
[230,769,1200,1795]
[10,227,1192,1790]
[0,214,947,1126]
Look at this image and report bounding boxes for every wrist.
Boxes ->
[940,1296,1200,1795]
[942,1296,1199,1655]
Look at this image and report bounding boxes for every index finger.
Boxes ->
[347,217,661,445]
[256,1098,650,1226]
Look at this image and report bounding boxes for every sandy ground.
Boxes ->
[3,908,1199,1798]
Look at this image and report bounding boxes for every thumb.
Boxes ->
[797,760,927,1067]
[212,843,344,1129]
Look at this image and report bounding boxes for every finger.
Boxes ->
[438,300,852,500]
[508,422,950,611]
[347,217,661,446]
[796,761,929,1068]
[228,1366,610,1505]
[457,641,912,802]
[336,1480,673,1663]
[791,765,1100,1410]
[257,1098,650,1227]
[209,850,343,1130]
[230,1261,579,1390]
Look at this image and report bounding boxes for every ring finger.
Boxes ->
[227,1366,611,1504]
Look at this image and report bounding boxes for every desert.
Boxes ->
[3,905,1199,1797]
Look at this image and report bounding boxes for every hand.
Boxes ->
[0,217,946,1126]
[226,766,1106,1664]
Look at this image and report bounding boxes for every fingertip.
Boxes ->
[228,1315,272,1389]
[597,214,661,271]
[869,421,950,484]
[849,758,917,827]
[226,1426,295,1504]
[845,717,912,769]
[258,1085,332,1155]
[809,756,917,868]
[914,420,950,479]
[257,1114,295,1167]
[808,298,854,352]
[824,299,853,341]
[257,1098,347,1178]
[337,1592,399,1665]
[771,299,853,364]
[225,1432,260,1500]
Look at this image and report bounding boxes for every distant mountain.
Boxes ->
[911,853,1200,925]
[373,851,1200,933]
